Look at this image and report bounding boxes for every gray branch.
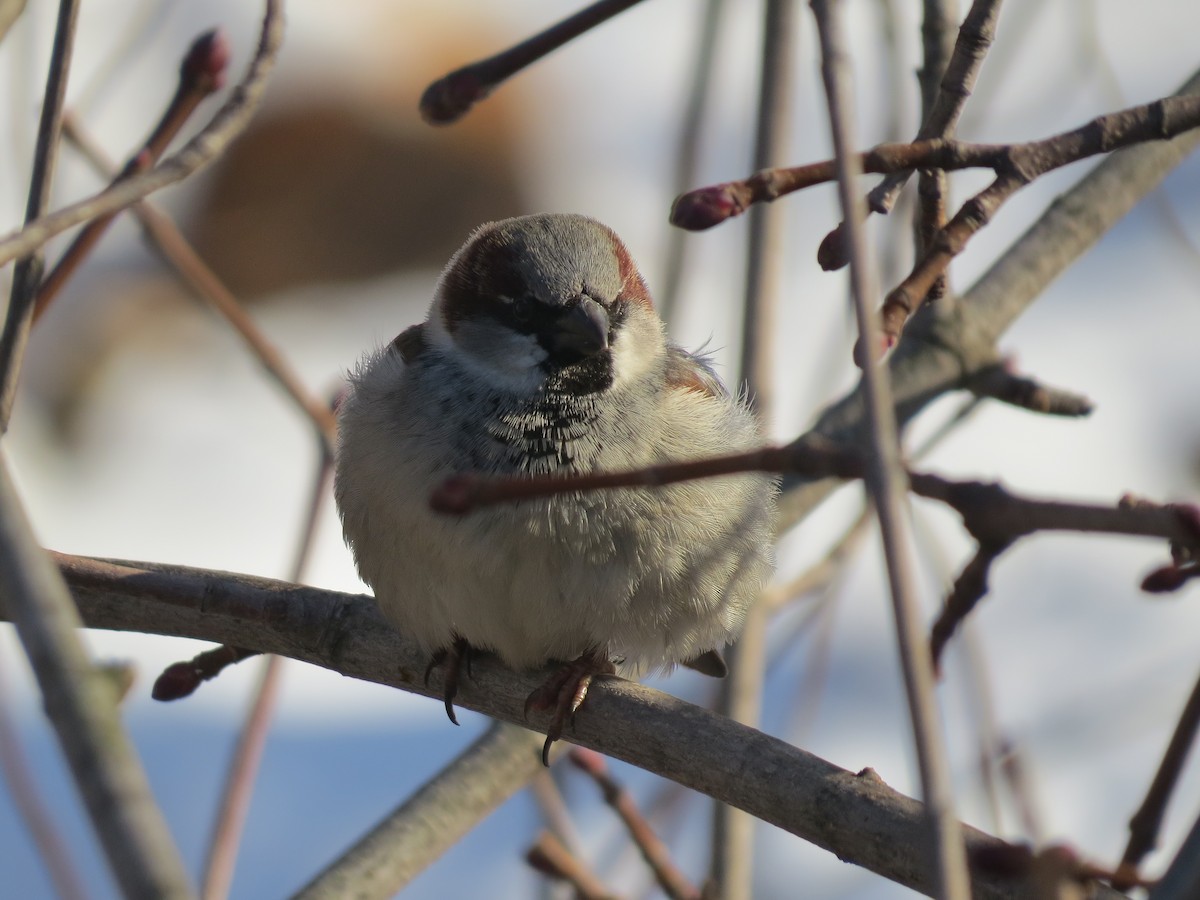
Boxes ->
[49,553,1127,900]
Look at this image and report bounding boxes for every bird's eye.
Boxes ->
[511,295,538,325]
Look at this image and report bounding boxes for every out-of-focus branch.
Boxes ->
[33,30,230,321]
[60,117,338,452]
[201,432,334,900]
[712,0,795,895]
[0,463,194,898]
[0,0,283,270]
[571,749,701,900]
[0,0,80,432]
[46,552,1129,900]
[527,831,618,900]
[1113,668,1200,890]
[658,0,725,322]
[809,0,969,896]
[0,662,88,900]
[776,65,1200,533]
[296,722,549,900]
[420,0,648,124]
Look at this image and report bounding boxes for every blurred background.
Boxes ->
[1,1,1198,897]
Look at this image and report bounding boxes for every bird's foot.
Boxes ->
[524,648,616,766]
[425,636,473,725]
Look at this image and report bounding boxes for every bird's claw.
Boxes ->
[524,649,616,766]
[425,636,472,725]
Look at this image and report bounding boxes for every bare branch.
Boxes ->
[967,362,1094,417]
[61,117,338,452]
[0,0,81,432]
[930,540,1011,671]
[33,30,231,321]
[527,831,619,900]
[48,552,1130,900]
[420,0,648,124]
[570,749,701,900]
[809,1,970,896]
[713,0,796,894]
[0,663,88,900]
[297,723,549,899]
[0,463,194,898]
[672,95,1200,232]
[0,0,283,271]
[1113,667,1200,889]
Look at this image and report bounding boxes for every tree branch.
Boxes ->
[44,552,1129,900]
[296,722,548,899]
[0,465,194,898]
[0,0,283,272]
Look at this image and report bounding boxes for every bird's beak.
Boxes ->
[550,296,610,360]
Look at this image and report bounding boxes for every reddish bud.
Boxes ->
[670,186,745,231]
[817,222,850,271]
[420,69,490,125]
[181,29,230,93]
[152,662,201,701]
[1141,565,1186,593]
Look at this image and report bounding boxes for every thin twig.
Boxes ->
[527,831,620,900]
[0,661,88,900]
[33,30,230,321]
[295,723,550,899]
[818,0,1004,270]
[929,540,1011,671]
[200,446,333,899]
[1151,810,1200,900]
[529,769,587,858]
[420,0,649,124]
[776,66,1200,534]
[0,0,81,433]
[910,0,959,304]
[48,552,1131,900]
[0,0,284,271]
[658,0,724,323]
[1113,667,1200,889]
[200,656,282,900]
[0,458,194,898]
[430,439,1200,560]
[712,2,795,896]
[61,116,338,452]
[808,2,970,898]
[571,749,701,900]
[967,361,1094,417]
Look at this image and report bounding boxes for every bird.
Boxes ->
[334,212,776,762]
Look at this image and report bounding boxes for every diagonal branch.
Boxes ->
[420,0,649,124]
[0,464,194,898]
[295,722,548,899]
[0,0,81,432]
[0,0,283,272]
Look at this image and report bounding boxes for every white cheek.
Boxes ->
[431,313,549,393]
[610,307,665,388]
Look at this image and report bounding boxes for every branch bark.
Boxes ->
[46,553,1129,900]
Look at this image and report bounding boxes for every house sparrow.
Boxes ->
[335,213,775,761]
